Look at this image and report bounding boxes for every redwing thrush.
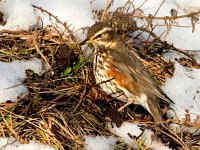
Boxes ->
[81,22,174,123]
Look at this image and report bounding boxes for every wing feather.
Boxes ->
[109,46,174,104]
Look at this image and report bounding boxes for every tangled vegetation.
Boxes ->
[0,1,199,149]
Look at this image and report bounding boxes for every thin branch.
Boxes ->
[32,5,80,50]
[33,17,51,70]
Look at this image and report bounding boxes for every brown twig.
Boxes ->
[33,17,51,70]
[32,5,80,50]
[137,27,196,62]
[131,9,200,20]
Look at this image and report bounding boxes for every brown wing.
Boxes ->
[109,46,174,104]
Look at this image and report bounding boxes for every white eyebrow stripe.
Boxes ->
[93,27,113,38]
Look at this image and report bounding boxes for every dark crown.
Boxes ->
[87,22,115,39]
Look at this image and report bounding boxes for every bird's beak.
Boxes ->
[80,38,93,45]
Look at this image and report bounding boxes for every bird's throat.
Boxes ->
[97,40,118,49]
[105,40,118,49]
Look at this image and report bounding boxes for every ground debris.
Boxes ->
[0,2,200,150]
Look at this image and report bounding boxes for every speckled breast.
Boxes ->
[93,50,128,102]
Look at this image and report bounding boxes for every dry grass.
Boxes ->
[0,1,200,150]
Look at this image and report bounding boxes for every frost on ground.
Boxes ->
[162,62,200,121]
[0,137,55,150]
[0,58,46,103]
[84,135,117,150]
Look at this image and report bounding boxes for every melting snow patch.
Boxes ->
[0,137,55,150]
[0,0,95,39]
[108,122,142,145]
[162,62,200,121]
[107,122,170,149]
[0,58,47,103]
[163,51,189,62]
[84,135,117,150]
[140,129,171,150]
[0,0,36,30]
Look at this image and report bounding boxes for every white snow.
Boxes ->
[84,135,117,150]
[0,137,55,150]
[170,123,200,135]
[0,0,36,30]
[162,62,200,121]
[140,129,171,150]
[0,58,47,103]
[175,0,200,13]
[1,0,199,49]
[0,0,200,150]
[85,122,172,149]
[132,0,200,50]
[163,51,188,62]
[108,122,142,145]
[0,0,95,39]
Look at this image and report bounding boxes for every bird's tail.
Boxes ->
[147,98,163,123]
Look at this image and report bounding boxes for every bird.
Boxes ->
[80,22,174,123]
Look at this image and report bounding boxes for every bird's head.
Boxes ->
[80,22,118,48]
